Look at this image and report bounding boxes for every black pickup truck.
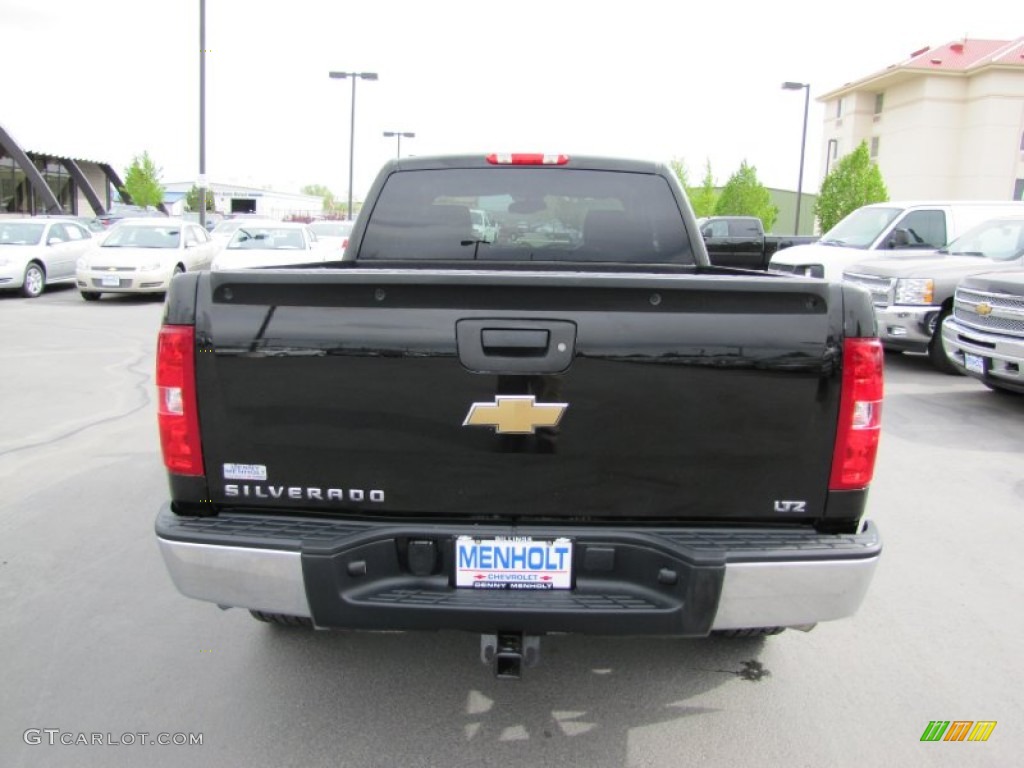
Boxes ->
[699,215,818,270]
[155,153,883,676]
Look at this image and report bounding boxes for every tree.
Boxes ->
[669,158,690,190]
[689,159,718,218]
[121,151,164,209]
[301,184,338,213]
[714,160,778,231]
[814,141,889,232]
[184,185,215,212]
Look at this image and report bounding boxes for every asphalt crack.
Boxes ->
[0,352,153,458]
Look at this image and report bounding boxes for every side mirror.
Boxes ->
[47,237,62,246]
[887,228,911,249]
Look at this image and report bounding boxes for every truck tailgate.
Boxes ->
[192,269,845,523]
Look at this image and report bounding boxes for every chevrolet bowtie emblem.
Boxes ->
[463,396,567,435]
[976,302,993,316]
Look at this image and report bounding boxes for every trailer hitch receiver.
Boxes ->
[480,632,540,679]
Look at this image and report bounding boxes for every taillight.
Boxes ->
[340,237,349,249]
[156,325,204,476]
[486,153,569,165]
[829,338,884,490]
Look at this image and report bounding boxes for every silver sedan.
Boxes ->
[75,219,219,300]
[0,218,97,297]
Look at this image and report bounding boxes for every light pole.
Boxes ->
[782,81,810,235]
[329,71,379,220]
[198,0,207,229]
[383,131,415,158]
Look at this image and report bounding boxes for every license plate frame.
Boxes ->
[964,352,986,375]
[455,536,573,590]
[101,275,121,287]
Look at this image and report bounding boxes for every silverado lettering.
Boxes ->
[154,153,884,678]
[223,485,385,502]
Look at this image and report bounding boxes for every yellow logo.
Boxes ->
[463,396,567,435]
[975,303,993,316]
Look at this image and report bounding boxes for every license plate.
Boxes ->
[964,353,986,374]
[101,275,120,287]
[455,536,572,590]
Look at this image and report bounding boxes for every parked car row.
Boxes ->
[769,200,1024,280]
[832,213,1024,394]
[0,214,337,300]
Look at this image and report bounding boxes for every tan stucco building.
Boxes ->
[818,38,1024,201]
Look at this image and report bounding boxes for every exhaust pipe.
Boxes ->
[480,632,540,679]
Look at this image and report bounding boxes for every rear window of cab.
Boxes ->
[358,168,694,265]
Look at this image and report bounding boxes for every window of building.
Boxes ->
[835,98,843,118]
[870,137,880,159]
[874,93,884,115]
[0,153,27,212]
[37,156,74,214]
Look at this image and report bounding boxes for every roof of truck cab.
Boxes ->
[385,154,667,174]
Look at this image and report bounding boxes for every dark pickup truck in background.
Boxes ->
[698,215,817,270]
[155,153,883,677]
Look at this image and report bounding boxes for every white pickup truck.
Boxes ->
[769,201,1024,281]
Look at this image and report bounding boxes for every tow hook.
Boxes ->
[480,632,540,679]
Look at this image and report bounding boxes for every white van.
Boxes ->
[470,208,499,242]
[768,200,1024,280]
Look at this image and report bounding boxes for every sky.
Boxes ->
[2,0,1018,202]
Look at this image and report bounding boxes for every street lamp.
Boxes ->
[198,0,207,230]
[329,71,379,220]
[383,131,415,158]
[782,81,810,235]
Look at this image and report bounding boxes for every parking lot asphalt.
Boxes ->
[1,284,1021,767]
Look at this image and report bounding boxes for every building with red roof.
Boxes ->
[818,37,1024,200]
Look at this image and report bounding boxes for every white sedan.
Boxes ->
[211,223,325,270]
[76,219,219,300]
[308,220,354,255]
[0,218,97,298]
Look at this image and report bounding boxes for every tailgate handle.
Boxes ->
[457,319,576,374]
[481,329,549,354]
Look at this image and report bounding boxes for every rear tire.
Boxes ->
[80,291,101,302]
[249,610,313,628]
[712,627,786,638]
[927,308,960,375]
[21,262,45,298]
